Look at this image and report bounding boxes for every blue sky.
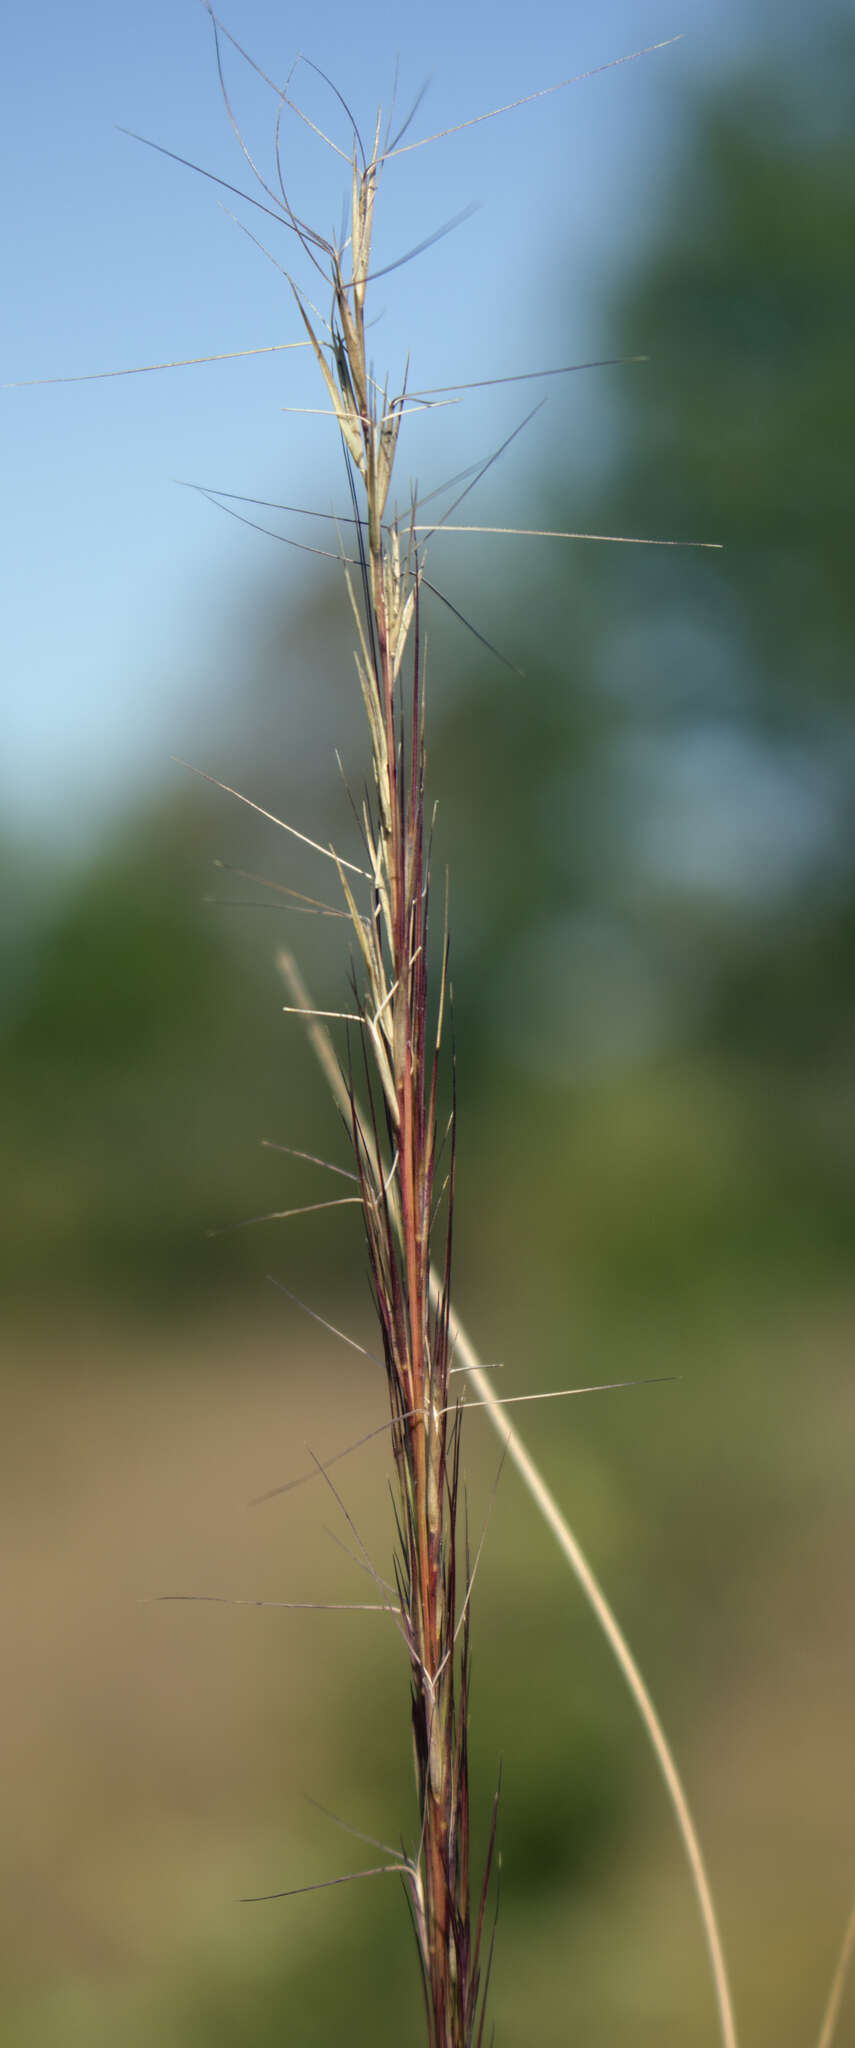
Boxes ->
[2,0,838,856]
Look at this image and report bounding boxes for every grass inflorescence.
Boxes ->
[63,15,855,2048]
[165,20,728,2046]
[279,110,496,2048]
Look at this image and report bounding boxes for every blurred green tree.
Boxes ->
[4,27,853,1319]
[440,26,855,1092]
[0,793,347,1309]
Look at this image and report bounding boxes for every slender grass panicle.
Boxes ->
[41,16,850,2048]
[159,21,730,2047]
[280,112,495,2048]
[96,19,740,2044]
[7,10,855,2043]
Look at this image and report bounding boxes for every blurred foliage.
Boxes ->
[442,37,855,1080]
[4,31,854,1315]
[0,794,353,1309]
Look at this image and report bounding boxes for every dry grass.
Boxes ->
[8,14,854,2046]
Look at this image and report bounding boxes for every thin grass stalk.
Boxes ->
[815,1887,855,2048]
[279,947,739,2048]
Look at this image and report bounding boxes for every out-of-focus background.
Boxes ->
[3,2,855,2042]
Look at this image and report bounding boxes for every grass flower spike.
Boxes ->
[278,109,494,2047]
[110,22,734,2045]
